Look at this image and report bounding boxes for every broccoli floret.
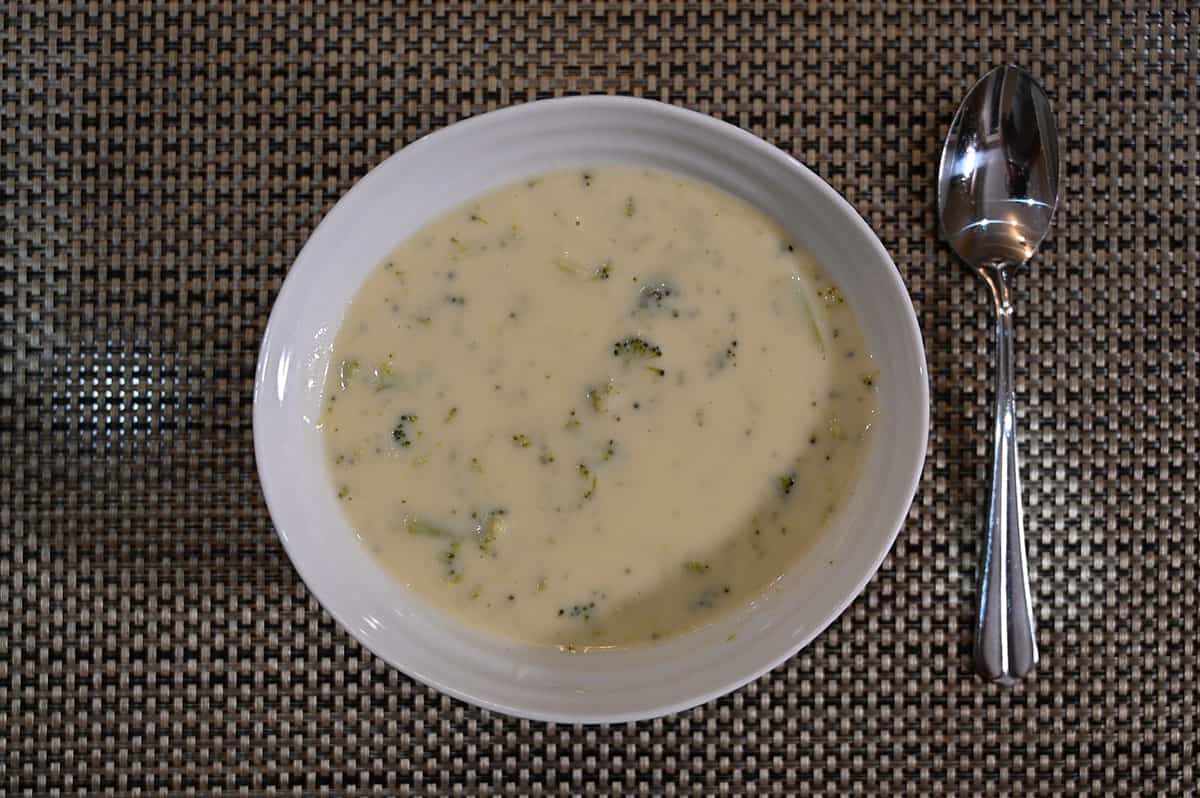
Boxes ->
[392,414,418,447]
[612,336,663,359]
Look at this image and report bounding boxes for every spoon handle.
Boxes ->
[975,268,1038,685]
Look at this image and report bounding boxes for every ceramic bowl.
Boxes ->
[254,96,928,723]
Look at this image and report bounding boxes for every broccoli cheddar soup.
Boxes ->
[321,167,878,650]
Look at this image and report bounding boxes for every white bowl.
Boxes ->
[254,96,928,723]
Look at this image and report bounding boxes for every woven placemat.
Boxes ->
[3,1,1196,794]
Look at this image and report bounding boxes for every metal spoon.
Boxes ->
[937,65,1060,685]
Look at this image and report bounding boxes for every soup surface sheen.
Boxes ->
[322,167,878,650]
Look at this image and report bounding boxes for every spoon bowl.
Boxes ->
[937,65,1060,686]
[939,65,1060,268]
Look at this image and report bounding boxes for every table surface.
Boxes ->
[3,1,1197,794]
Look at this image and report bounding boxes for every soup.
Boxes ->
[321,167,878,649]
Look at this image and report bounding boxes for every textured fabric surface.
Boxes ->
[2,1,1197,794]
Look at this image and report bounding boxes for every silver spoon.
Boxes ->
[937,65,1060,685]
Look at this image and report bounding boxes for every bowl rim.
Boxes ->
[254,94,930,723]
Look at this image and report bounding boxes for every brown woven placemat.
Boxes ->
[3,1,1196,794]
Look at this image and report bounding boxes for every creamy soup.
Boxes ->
[321,167,878,650]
